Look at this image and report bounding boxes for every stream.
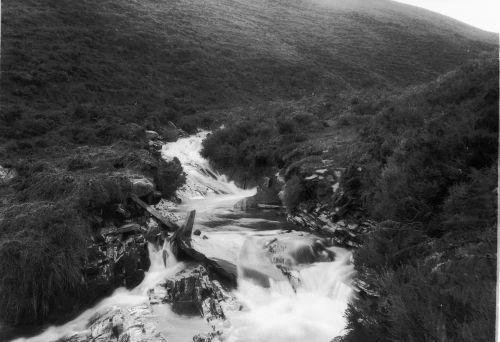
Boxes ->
[12,131,355,342]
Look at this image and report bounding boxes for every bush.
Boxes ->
[77,174,132,211]
[155,157,186,198]
[0,203,87,325]
[340,57,498,342]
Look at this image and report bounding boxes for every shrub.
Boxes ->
[77,174,132,211]
[155,157,186,198]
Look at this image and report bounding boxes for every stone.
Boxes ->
[0,165,17,184]
[84,232,150,301]
[193,229,202,236]
[145,130,161,140]
[130,177,155,198]
[63,305,167,342]
[149,265,239,340]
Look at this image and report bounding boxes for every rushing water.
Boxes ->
[163,131,355,342]
[11,131,354,342]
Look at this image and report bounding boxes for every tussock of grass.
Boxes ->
[0,203,87,325]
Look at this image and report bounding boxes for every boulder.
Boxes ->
[84,231,150,301]
[149,265,238,337]
[130,177,155,198]
[234,177,282,211]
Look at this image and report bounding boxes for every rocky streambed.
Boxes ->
[13,131,359,342]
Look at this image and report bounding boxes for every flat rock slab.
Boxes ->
[64,304,167,342]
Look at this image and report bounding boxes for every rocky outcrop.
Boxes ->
[280,164,374,248]
[84,226,150,300]
[288,207,375,248]
[64,305,167,342]
[148,265,239,341]
[234,176,284,210]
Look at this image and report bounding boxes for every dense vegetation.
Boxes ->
[0,0,498,335]
[0,146,186,325]
[339,56,498,342]
[202,56,498,341]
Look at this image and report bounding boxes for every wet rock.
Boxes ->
[234,176,282,210]
[149,265,238,339]
[63,305,167,342]
[169,211,237,285]
[84,230,150,301]
[193,229,202,236]
[286,210,372,249]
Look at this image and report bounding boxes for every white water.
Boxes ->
[163,131,355,342]
[12,131,354,342]
[11,242,183,342]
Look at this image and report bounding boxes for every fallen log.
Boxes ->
[170,210,237,287]
[130,194,179,231]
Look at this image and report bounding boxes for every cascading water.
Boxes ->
[11,242,182,342]
[163,131,356,342]
[11,131,354,342]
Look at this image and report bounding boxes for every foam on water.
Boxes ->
[162,131,256,201]
[163,131,355,342]
[226,247,354,342]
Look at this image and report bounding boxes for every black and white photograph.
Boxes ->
[0,0,498,341]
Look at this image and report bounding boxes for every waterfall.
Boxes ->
[12,242,182,342]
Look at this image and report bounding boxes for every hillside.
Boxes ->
[0,0,498,335]
[1,0,497,149]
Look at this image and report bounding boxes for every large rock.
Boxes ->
[130,177,155,198]
[84,229,150,301]
[234,176,283,210]
[148,265,239,340]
